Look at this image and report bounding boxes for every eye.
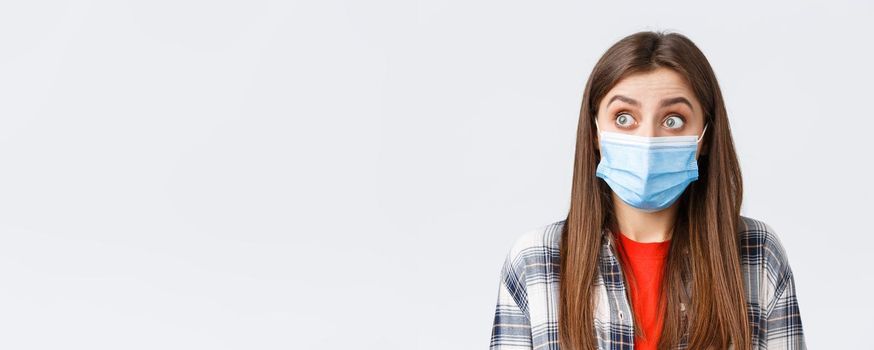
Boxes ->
[614,112,636,129]
[663,115,685,129]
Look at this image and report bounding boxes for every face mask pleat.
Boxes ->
[594,120,704,211]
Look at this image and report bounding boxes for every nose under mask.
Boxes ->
[594,119,708,212]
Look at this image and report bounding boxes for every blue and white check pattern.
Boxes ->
[489,216,806,349]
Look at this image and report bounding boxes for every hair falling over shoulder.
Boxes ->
[559,31,750,350]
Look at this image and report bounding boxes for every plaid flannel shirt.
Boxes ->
[489,215,806,350]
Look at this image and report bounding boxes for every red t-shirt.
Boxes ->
[614,231,671,350]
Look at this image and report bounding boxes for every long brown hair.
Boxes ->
[559,31,750,349]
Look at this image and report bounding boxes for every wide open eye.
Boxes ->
[663,115,685,129]
[615,112,636,129]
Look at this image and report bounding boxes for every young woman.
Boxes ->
[489,31,806,350]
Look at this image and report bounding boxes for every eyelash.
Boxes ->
[614,111,687,128]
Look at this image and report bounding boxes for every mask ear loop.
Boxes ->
[696,123,709,143]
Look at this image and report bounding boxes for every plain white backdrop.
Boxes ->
[0,0,871,349]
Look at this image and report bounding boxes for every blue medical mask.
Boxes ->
[594,120,708,212]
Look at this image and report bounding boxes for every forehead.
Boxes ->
[601,67,697,106]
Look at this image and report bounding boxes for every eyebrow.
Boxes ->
[606,94,694,110]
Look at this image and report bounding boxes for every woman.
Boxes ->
[489,31,806,350]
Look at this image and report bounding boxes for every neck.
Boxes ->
[611,192,678,243]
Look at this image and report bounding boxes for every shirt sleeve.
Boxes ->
[489,250,533,350]
[762,266,807,349]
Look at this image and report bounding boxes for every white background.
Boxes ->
[1,0,871,349]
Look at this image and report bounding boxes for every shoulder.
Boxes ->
[737,215,794,282]
[505,219,564,260]
[500,219,565,283]
[737,215,800,312]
